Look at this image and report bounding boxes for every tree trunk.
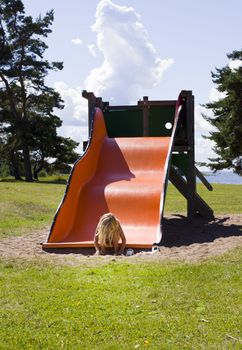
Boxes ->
[22,144,33,182]
[10,151,22,181]
[33,154,45,181]
[33,163,43,181]
[33,164,38,181]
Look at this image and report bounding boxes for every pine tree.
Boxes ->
[0,0,66,181]
[203,49,242,175]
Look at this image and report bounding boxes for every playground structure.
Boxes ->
[42,90,214,249]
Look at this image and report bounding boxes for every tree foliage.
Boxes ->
[202,49,242,175]
[0,0,79,181]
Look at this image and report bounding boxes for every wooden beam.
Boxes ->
[96,97,103,109]
[104,105,142,111]
[195,167,213,191]
[82,91,96,136]
[138,100,176,107]
[172,146,189,152]
[143,96,149,136]
[182,91,196,219]
[169,166,214,220]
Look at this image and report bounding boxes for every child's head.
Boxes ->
[97,213,120,248]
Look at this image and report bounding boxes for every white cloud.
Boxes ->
[71,37,83,45]
[54,0,174,149]
[88,44,97,57]
[209,87,226,102]
[194,83,229,165]
[196,59,241,164]
[195,51,242,166]
[54,82,88,150]
[58,125,88,153]
[195,105,216,165]
[54,82,87,126]
[84,0,173,103]
[229,59,242,72]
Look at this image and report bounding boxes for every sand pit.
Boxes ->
[0,214,241,265]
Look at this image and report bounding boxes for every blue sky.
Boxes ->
[22,0,242,164]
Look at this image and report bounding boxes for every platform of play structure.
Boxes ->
[42,90,214,249]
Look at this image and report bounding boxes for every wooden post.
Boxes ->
[169,166,214,220]
[143,96,149,136]
[82,91,96,136]
[96,97,103,109]
[183,90,196,219]
[195,167,213,191]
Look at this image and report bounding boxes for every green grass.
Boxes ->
[0,179,241,239]
[165,183,242,215]
[0,249,241,349]
[35,174,68,184]
[0,180,65,239]
[0,178,241,348]
[198,184,242,214]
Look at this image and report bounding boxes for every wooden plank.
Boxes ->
[104,105,142,111]
[82,91,96,136]
[169,166,214,219]
[172,146,189,152]
[182,91,196,219]
[138,100,177,107]
[143,96,149,136]
[195,167,213,191]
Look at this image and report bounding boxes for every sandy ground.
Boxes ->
[0,214,241,265]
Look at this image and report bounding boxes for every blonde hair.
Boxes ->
[96,213,121,248]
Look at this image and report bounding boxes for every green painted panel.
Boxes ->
[103,105,176,137]
[103,109,143,137]
[149,106,176,136]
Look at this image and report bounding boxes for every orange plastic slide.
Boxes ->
[43,100,181,249]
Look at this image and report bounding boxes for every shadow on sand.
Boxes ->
[161,215,242,247]
[42,215,241,256]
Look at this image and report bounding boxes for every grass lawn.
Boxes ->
[0,249,241,349]
[0,180,65,239]
[165,183,242,215]
[0,178,241,239]
[0,178,241,349]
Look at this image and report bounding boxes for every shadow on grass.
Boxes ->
[0,178,67,185]
[161,215,242,247]
[36,179,67,185]
[0,178,22,183]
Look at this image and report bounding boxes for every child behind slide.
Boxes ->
[94,213,126,255]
